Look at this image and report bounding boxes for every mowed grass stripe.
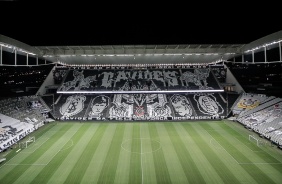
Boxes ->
[164,123,206,184]
[129,123,141,184]
[29,123,98,184]
[0,123,60,179]
[155,123,188,184]
[225,120,282,162]
[185,123,242,184]
[2,123,70,166]
[148,123,172,184]
[1,123,71,163]
[7,123,81,184]
[201,123,278,184]
[141,123,157,184]
[219,122,282,183]
[219,122,281,164]
[201,123,252,163]
[96,123,126,183]
[0,124,54,165]
[221,122,262,152]
[176,123,225,184]
[34,123,83,165]
[0,123,76,184]
[48,123,109,183]
[210,123,282,184]
[209,123,263,162]
[2,121,282,184]
[58,123,106,184]
[80,123,116,183]
[20,124,82,183]
[114,123,133,184]
[190,123,258,184]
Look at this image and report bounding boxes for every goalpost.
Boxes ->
[20,136,36,149]
[249,134,267,147]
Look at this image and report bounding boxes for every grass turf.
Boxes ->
[0,120,282,184]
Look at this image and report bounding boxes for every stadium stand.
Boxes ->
[0,114,35,152]
[233,95,282,146]
[43,65,228,121]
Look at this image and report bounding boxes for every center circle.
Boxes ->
[121,138,161,154]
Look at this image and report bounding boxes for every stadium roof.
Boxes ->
[35,43,244,65]
[1,2,281,65]
[1,30,281,65]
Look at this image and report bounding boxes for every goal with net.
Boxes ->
[19,136,35,149]
[249,134,267,146]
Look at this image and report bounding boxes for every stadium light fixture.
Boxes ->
[0,42,36,55]
[245,39,282,53]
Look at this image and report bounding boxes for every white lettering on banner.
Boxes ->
[100,72,115,88]
[164,71,179,86]
[172,117,187,120]
[68,65,208,70]
[59,67,220,92]
[100,70,176,87]
[0,128,34,152]
[171,115,215,121]
[149,117,168,121]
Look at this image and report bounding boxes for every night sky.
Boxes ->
[1,2,281,46]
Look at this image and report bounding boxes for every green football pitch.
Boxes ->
[0,121,282,184]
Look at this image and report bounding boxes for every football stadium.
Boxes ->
[0,29,282,184]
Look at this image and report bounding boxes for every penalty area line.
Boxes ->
[204,128,239,164]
